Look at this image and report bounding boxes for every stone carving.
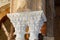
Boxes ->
[7,11,46,40]
[11,0,42,12]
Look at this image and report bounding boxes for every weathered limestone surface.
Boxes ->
[7,11,46,40]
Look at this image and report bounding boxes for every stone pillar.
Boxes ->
[44,0,55,40]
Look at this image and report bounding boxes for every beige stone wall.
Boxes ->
[0,0,10,7]
[11,0,42,13]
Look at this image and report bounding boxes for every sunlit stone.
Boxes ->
[7,11,46,40]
